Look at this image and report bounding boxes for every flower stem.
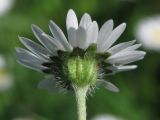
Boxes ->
[74,85,89,120]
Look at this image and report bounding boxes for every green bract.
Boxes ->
[66,56,97,86]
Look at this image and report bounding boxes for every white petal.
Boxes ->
[38,76,59,93]
[31,24,58,54]
[79,13,92,29]
[122,44,141,51]
[66,9,78,30]
[16,48,47,71]
[102,23,126,51]
[97,19,113,52]
[49,20,73,52]
[115,65,137,70]
[16,47,45,62]
[76,27,87,49]
[107,65,137,74]
[19,36,51,60]
[106,50,146,65]
[66,9,78,47]
[67,27,77,47]
[41,33,65,51]
[107,40,136,54]
[97,80,119,92]
[17,59,45,71]
[85,21,99,49]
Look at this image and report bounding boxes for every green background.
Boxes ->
[0,0,160,120]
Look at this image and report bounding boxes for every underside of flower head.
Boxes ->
[16,9,146,93]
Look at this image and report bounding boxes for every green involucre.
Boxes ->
[66,57,97,87]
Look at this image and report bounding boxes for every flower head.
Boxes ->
[135,15,160,51]
[16,9,145,93]
[0,55,13,92]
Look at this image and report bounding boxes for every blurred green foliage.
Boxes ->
[0,0,160,120]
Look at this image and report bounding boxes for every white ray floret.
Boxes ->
[107,50,146,65]
[97,19,114,51]
[16,48,48,71]
[97,80,120,92]
[98,23,126,52]
[107,65,137,75]
[66,10,78,47]
[107,40,136,54]
[79,13,92,29]
[19,36,52,60]
[49,20,73,52]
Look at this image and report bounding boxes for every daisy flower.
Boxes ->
[0,55,13,92]
[135,15,160,51]
[92,114,124,120]
[16,9,145,120]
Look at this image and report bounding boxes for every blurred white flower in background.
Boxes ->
[92,114,124,120]
[135,15,160,51]
[0,0,14,16]
[12,117,35,120]
[0,55,6,68]
[0,55,13,92]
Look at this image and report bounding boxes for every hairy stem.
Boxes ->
[74,85,89,120]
